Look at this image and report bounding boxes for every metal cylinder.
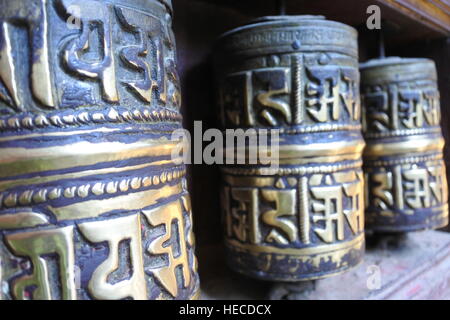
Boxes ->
[214,16,365,281]
[361,57,449,232]
[0,0,199,300]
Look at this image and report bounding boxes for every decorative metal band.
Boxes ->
[221,160,363,176]
[0,0,198,300]
[364,153,443,167]
[361,57,448,233]
[364,137,445,158]
[364,127,442,139]
[360,57,437,84]
[216,16,358,59]
[0,168,186,209]
[0,107,182,131]
[237,124,362,135]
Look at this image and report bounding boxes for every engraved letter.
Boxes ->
[116,6,168,104]
[371,171,394,210]
[343,179,364,234]
[5,226,76,300]
[306,66,340,122]
[253,68,291,126]
[0,0,55,110]
[143,200,191,298]
[221,72,253,126]
[311,185,345,243]
[60,0,119,102]
[228,188,261,244]
[403,167,431,209]
[261,189,297,245]
[363,89,390,132]
[78,214,147,300]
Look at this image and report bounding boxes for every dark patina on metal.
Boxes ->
[0,0,198,300]
[214,16,365,281]
[361,57,449,232]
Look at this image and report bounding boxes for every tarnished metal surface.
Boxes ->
[0,0,199,300]
[214,16,365,281]
[361,57,449,232]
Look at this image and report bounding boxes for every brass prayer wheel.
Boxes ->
[361,57,449,232]
[0,0,199,300]
[214,16,365,281]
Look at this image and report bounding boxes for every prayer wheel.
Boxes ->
[0,0,199,300]
[361,57,449,232]
[214,16,365,281]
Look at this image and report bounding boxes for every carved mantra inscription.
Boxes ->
[363,81,441,134]
[220,58,360,128]
[223,170,364,247]
[365,161,447,216]
[1,195,197,300]
[0,0,179,114]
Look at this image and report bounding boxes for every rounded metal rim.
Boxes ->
[217,15,358,42]
[360,56,434,70]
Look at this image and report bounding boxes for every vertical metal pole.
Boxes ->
[276,0,286,15]
[378,28,386,58]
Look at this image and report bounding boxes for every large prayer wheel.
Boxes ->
[361,57,449,232]
[214,16,365,281]
[0,0,199,300]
